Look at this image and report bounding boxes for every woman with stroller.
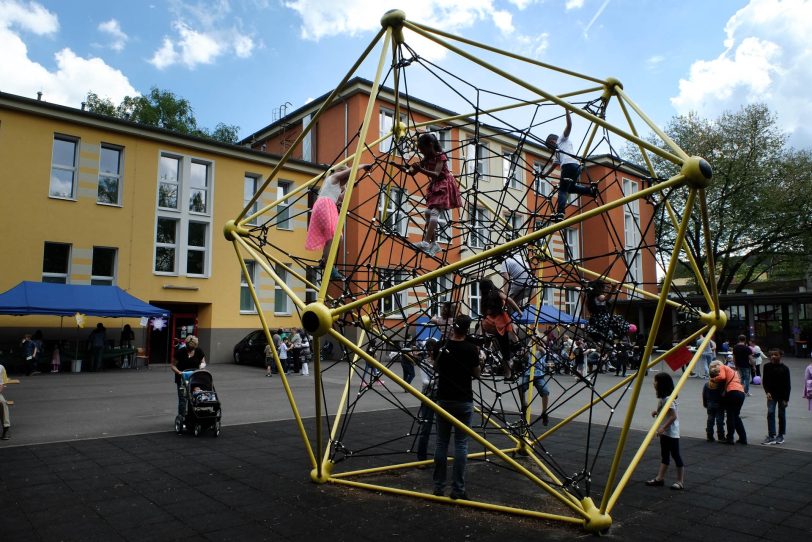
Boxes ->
[171,335,207,416]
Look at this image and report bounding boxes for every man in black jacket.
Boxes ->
[760,348,791,445]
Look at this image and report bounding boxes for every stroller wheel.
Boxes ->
[213,420,221,437]
[174,415,184,435]
[193,424,202,437]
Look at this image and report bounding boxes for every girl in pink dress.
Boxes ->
[305,163,370,280]
[407,133,462,258]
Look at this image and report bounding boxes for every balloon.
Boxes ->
[628,324,637,334]
[752,376,762,385]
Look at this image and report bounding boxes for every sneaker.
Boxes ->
[449,490,469,500]
[432,488,445,497]
[541,411,549,426]
[775,435,784,444]
[761,436,776,445]
[645,478,664,487]
[426,242,442,257]
[552,212,565,222]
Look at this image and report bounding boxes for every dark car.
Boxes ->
[233,330,268,367]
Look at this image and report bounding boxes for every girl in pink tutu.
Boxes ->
[407,133,462,258]
[305,163,371,281]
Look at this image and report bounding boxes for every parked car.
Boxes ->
[233,330,268,367]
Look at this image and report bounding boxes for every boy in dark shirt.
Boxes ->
[702,379,725,442]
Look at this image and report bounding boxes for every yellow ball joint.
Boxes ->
[601,77,623,101]
[223,219,249,241]
[680,156,713,189]
[302,302,334,338]
[699,309,728,330]
[310,462,333,484]
[581,497,612,534]
[381,9,406,45]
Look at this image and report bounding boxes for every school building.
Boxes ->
[0,91,322,365]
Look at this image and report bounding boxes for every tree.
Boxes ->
[85,88,240,144]
[627,104,812,294]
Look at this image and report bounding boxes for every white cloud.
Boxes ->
[565,0,585,9]
[148,4,257,70]
[0,0,58,34]
[514,32,549,58]
[0,1,136,106]
[98,19,128,51]
[671,0,812,147]
[492,10,514,33]
[646,54,665,70]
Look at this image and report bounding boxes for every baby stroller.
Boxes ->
[175,370,222,437]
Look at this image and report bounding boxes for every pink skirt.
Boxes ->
[426,175,462,210]
[305,197,338,251]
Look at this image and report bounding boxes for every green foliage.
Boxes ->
[85,88,240,144]
[626,104,812,293]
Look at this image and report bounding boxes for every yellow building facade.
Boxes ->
[0,92,320,364]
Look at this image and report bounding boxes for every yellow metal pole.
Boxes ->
[313,336,326,481]
[615,95,657,178]
[231,241,317,468]
[698,189,723,314]
[613,86,690,162]
[234,236,309,313]
[318,28,393,302]
[333,175,685,318]
[664,200,714,308]
[599,188,698,514]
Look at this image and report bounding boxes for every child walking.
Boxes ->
[264,343,273,377]
[407,133,462,257]
[305,163,371,280]
[702,378,725,442]
[646,372,685,490]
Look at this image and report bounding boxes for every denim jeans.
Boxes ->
[737,367,752,394]
[766,399,786,437]
[700,353,714,377]
[416,388,437,461]
[401,360,415,385]
[433,400,474,495]
[706,407,725,439]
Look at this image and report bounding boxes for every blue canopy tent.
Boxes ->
[512,304,585,326]
[412,316,442,342]
[0,281,167,317]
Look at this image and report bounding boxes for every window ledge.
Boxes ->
[48,195,77,202]
[96,202,122,208]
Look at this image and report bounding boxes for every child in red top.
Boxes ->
[407,133,462,258]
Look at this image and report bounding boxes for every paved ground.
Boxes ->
[2,358,811,541]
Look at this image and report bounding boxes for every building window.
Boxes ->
[623,178,642,285]
[564,227,580,260]
[158,155,180,209]
[469,206,488,249]
[189,161,210,213]
[156,153,213,276]
[464,139,489,177]
[564,289,580,316]
[543,286,555,308]
[429,126,452,169]
[379,187,408,236]
[503,149,520,189]
[50,136,78,199]
[186,222,208,276]
[505,212,524,240]
[277,180,292,229]
[302,113,312,162]
[244,174,260,225]
[437,209,452,244]
[91,247,116,285]
[240,260,256,313]
[379,268,407,315]
[97,145,122,205]
[379,108,407,153]
[469,280,481,318]
[155,217,179,273]
[42,242,71,283]
[533,161,551,196]
[428,275,452,317]
[274,264,289,314]
[305,266,319,305]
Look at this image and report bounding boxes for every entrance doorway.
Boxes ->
[147,304,200,365]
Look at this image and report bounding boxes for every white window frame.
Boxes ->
[274,263,290,315]
[429,126,452,169]
[437,209,452,244]
[565,227,580,260]
[240,260,257,313]
[564,289,580,317]
[465,139,489,177]
[379,108,408,154]
[469,280,482,318]
[42,242,71,283]
[503,149,520,189]
[155,152,213,277]
[623,178,642,285]
[97,144,123,205]
[244,174,260,226]
[469,206,488,249]
[302,113,312,162]
[50,135,78,199]
[379,268,407,315]
[154,217,179,274]
[378,186,408,237]
[158,154,181,210]
[543,286,555,308]
[533,161,551,196]
[277,180,292,230]
[505,212,524,241]
[91,246,117,286]
[427,275,452,317]
[305,266,319,305]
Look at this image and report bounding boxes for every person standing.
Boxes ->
[731,335,754,396]
[702,378,725,442]
[0,363,11,440]
[749,338,765,378]
[697,333,716,379]
[170,335,206,416]
[21,333,39,376]
[289,329,303,374]
[499,253,536,308]
[88,323,107,372]
[645,373,685,490]
[542,108,599,220]
[760,348,791,445]
[120,324,135,369]
[709,360,748,445]
[432,314,481,500]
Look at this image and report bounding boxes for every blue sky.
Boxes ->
[2,0,811,148]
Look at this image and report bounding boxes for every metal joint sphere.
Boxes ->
[681,156,713,189]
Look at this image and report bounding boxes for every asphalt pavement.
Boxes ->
[1,357,811,541]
